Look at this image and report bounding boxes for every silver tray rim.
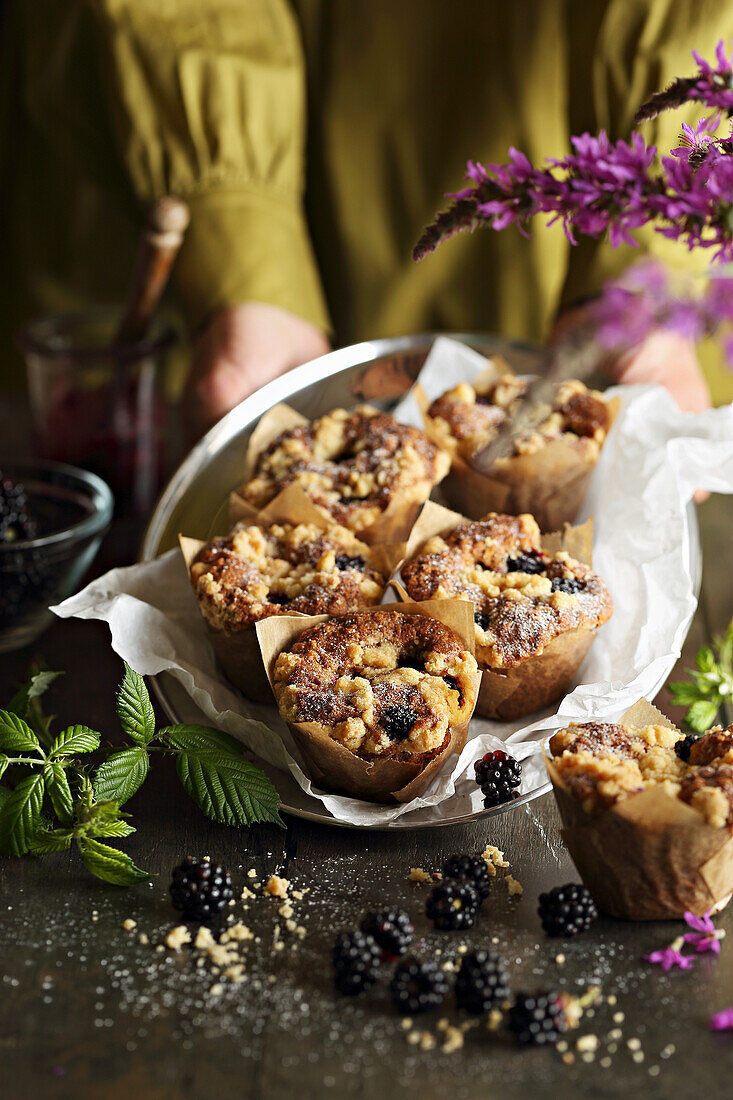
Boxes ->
[141,332,701,831]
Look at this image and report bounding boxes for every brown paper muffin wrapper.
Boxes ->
[255,599,482,803]
[414,362,620,531]
[230,402,442,545]
[394,500,599,720]
[179,484,406,705]
[544,699,733,920]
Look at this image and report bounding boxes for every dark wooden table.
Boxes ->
[2,490,732,1100]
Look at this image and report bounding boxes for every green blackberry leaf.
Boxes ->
[686,699,720,733]
[50,725,101,758]
[162,724,243,757]
[94,747,149,805]
[43,760,74,824]
[90,818,136,839]
[0,773,46,856]
[0,755,8,781]
[117,666,156,746]
[669,681,705,706]
[0,711,41,754]
[78,838,150,886]
[176,752,283,828]
[696,647,717,675]
[28,828,74,855]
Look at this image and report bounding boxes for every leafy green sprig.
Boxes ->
[669,620,733,733]
[0,664,283,885]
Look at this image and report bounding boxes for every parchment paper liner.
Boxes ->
[544,698,733,920]
[413,361,620,531]
[180,484,406,705]
[255,599,482,803]
[393,500,601,720]
[231,402,445,544]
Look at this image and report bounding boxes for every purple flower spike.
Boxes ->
[710,1007,733,1031]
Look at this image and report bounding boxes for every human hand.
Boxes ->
[610,330,711,414]
[183,302,330,440]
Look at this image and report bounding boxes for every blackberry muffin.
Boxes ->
[400,512,612,718]
[546,713,733,919]
[183,521,387,702]
[271,608,479,801]
[420,372,615,530]
[239,406,450,540]
[427,378,611,466]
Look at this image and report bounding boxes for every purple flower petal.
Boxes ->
[710,1007,733,1031]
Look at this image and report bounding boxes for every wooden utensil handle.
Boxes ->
[114,196,190,346]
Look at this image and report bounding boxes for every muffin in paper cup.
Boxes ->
[544,699,733,920]
[395,501,612,720]
[256,600,481,803]
[180,484,405,704]
[231,402,450,544]
[414,359,619,531]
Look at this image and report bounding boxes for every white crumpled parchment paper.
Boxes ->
[53,337,733,826]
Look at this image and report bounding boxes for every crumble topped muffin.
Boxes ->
[400,513,612,668]
[273,610,477,758]
[240,406,450,535]
[549,721,733,827]
[427,377,610,466]
[190,521,385,633]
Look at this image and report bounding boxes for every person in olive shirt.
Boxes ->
[1,0,728,440]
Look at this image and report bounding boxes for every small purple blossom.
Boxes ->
[645,944,694,971]
[682,909,726,954]
[710,1007,733,1031]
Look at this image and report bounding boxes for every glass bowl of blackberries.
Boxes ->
[0,460,113,652]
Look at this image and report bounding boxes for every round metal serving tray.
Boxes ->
[141,333,701,830]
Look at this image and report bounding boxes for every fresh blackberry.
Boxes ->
[169,857,233,922]
[390,958,449,1015]
[334,554,366,571]
[505,551,546,575]
[474,750,522,808]
[551,577,582,594]
[508,991,567,1045]
[425,879,479,930]
[443,854,491,901]
[0,475,37,543]
[360,907,414,957]
[675,733,696,762]
[474,610,491,631]
[538,883,598,937]
[332,930,381,995]
[455,950,511,1014]
[379,704,416,741]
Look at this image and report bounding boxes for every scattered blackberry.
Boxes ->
[360,907,414,957]
[0,475,37,543]
[390,958,449,1014]
[455,950,511,1014]
[474,750,522,808]
[425,879,479,930]
[169,857,233,922]
[551,577,582,594]
[508,991,567,1045]
[334,554,366,571]
[538,883,598,937]
[332,931,381,995]
[506,551,546,575]
[474,610,491,631]
[268,592,290,605]
[442,675,464,704]
[443,853,491,901]
[675,733,696,762]
[380,704,416,741]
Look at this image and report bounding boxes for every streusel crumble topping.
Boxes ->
[240,406,450,535]
[400,513,612,668]
[273,610,477,758]
[190,521,385,632]
[550,721,733,827]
